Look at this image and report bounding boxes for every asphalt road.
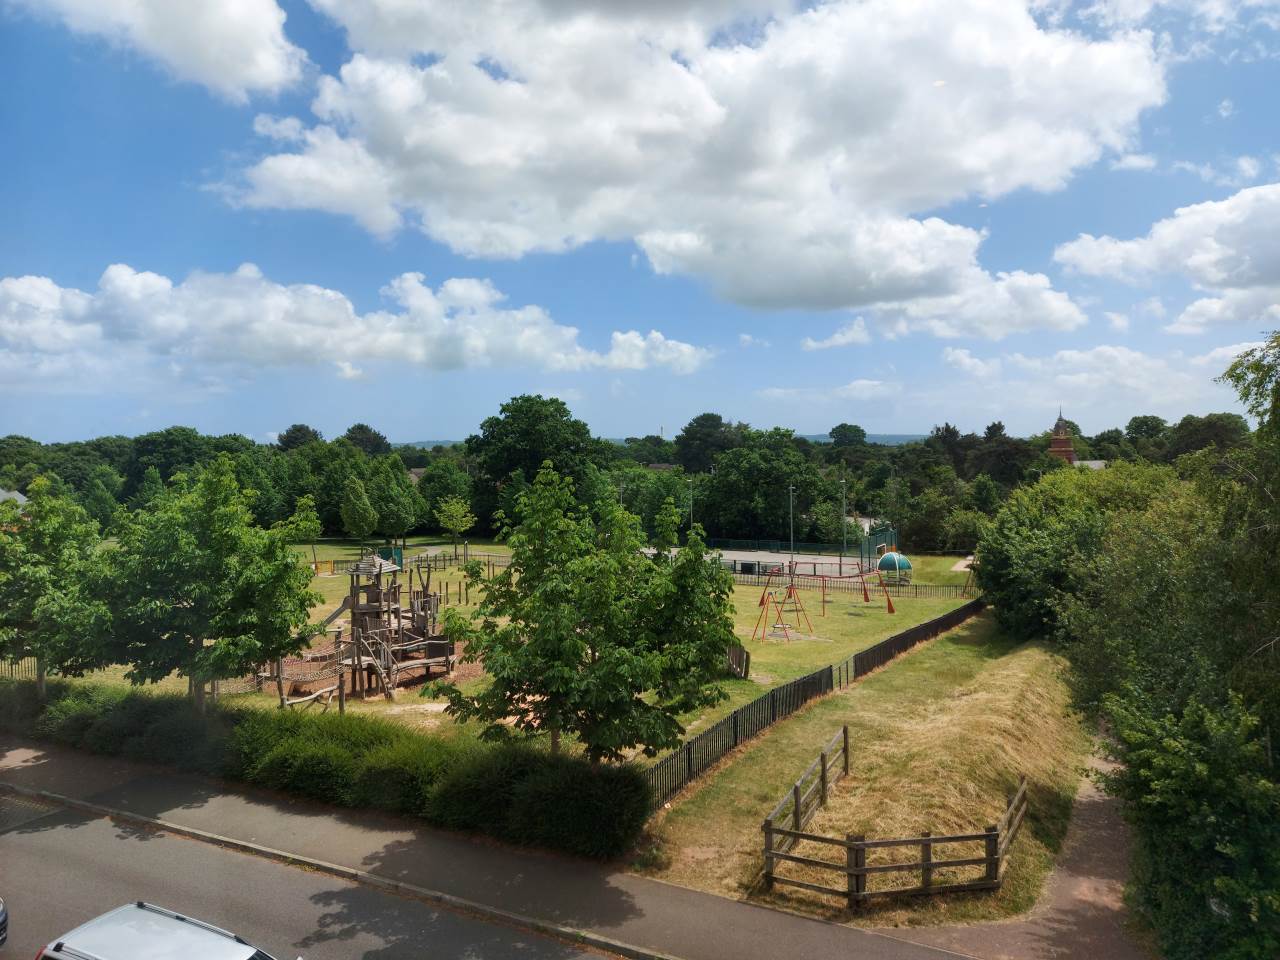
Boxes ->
[0,794,610,960]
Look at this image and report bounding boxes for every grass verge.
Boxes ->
[636,613,1090,927]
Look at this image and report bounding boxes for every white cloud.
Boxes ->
[1218,97,1236,119]
[801,319,870,351]
[1007,344,1199,404]
[1189,341,1265,367]
[738,333,770,348]
[11,0,306,101]
[1112,153,1158,171]
[1172,155,1263,187]
[943,347,1002,378]
[231,0,1164,330]
[1054,182,1280,333]
[1083,1,1280,34]
[758,379,884,403]
[0,264,711,392]
[1106,311,1131,331]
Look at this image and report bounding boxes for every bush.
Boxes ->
[507,755,651,859]
[249,737,360,806]
[355,737,466,815]
[425,744,546,833]
[0,680,652,861]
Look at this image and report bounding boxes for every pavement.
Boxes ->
[873,757,1151,960]
[0,790,607,960]
[0,735,970,960]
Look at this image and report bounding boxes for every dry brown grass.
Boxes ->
[637,615,1090,927]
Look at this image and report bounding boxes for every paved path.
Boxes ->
[872,758,1149,960]
[0,736,965,960]
[0,791,605,960]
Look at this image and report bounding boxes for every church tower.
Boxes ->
[1048,409,1076,465]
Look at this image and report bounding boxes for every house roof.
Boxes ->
[0,489,28,505]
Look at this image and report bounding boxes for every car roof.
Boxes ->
[56,904,257,960]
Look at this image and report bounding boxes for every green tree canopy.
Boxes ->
[435,495,476,552]
[439,464,733,763]
[342,422,392,457]
[105,457,320,710]
[0,477,110,699]
[416,458,472,520]
[276,423,323,451]
[340,476,378,544]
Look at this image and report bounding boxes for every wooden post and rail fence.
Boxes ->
[760,735,1029,907]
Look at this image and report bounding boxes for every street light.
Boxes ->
[840,477,847,576]
[688,478,694,530]
[788,484,795,565]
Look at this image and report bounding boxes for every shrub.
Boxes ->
[424,744,546,833]
[507,755,651,859]
[355,737,466,815]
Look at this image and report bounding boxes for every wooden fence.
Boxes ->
[0,658,38,681]
[726,644,751,679]
[763,768,1028,906]
[641,599,985,810]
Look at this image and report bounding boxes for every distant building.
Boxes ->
[1048,411,1077,465]
[1076,460,1108,471]
[646,463,677,472]
[0,489,28,505]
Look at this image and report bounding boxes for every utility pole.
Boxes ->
[688,478,694,530]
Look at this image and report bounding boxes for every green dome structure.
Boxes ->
[877,551,913,583]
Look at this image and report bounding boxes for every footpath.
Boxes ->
[0,735,962,960]
[0,735,1148,960]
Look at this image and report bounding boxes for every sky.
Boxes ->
[2,0,1278,444]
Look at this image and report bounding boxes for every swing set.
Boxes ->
[751,565,895,642]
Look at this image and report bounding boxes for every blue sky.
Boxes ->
[3,0,1278,444]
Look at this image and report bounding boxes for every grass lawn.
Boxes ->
[660,585,968,749]
[906,553,973,587]
[636,613,1090,928]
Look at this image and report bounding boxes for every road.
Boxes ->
[0,793,609,960]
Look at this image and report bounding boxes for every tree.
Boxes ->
[829,423,867,448]
[465,394,605,526]
[976,461,1176,642]
[105,457,320,712]
[621,434,676,465]
[274,493,323,567]
[342,423,392,457]
[673,412,747,473]
[438,464,733,763]
[417,458,472,521]
[435,496,476,556]
[650,496,681,553]
[967,473,1001,516]
[276,423,323,451]
[1125,414,1168,444]
[1164,412,1250,460]
[365,456,421,541]
[79,464,124,531]
[340,477,378,546]
[128,465,166,510]
[0,478,109,701]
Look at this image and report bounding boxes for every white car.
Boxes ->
[36,902,298,960]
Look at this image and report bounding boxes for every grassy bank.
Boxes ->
[638,614,1089,926]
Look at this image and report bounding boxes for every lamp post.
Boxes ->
[840,477,847,576]
[788,484,795,567]
[688,478,694,530]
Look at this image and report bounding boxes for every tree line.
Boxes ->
[976,335,1279,959]
[0,397,1251,554]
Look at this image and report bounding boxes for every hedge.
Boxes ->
[0,680,650,860]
